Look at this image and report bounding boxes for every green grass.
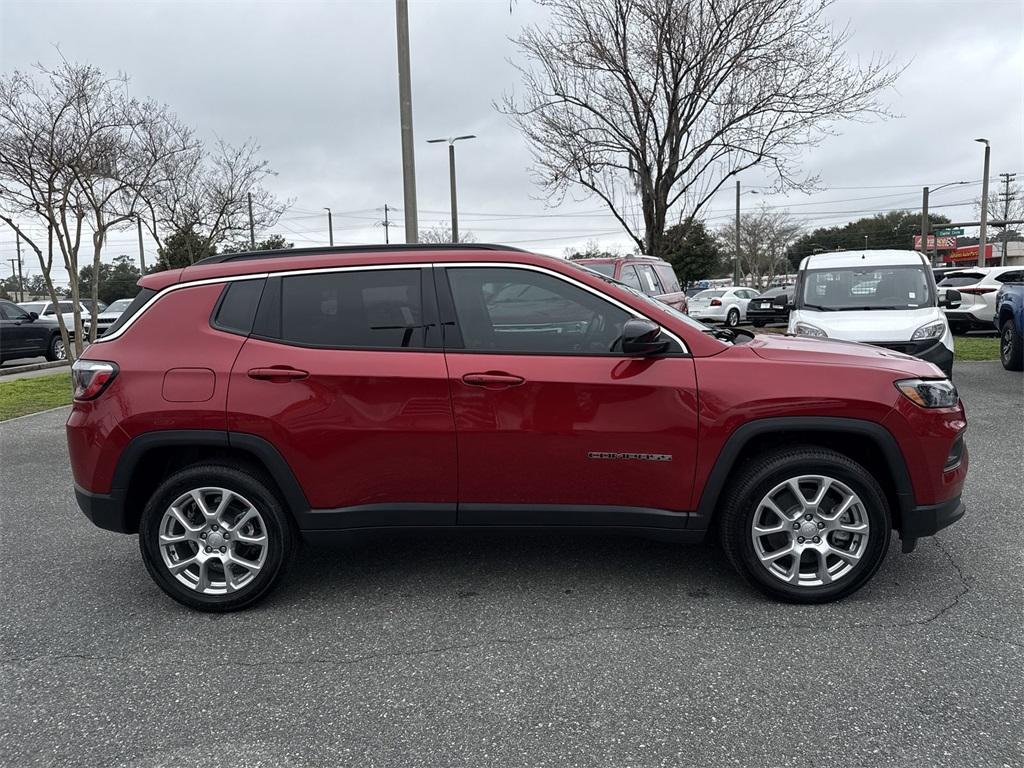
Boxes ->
[954,335,1000,362]
[0,372,73,421]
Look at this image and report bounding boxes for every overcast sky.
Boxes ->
[1,0,1022,287]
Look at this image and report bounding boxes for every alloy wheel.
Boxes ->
[158,487,269,594]
[750,475,870,587]
[53,338,66,360]
[1002,325,1013,363]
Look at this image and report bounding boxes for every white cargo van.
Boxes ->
[786,250,961,377]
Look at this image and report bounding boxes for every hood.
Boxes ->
[748,333,943,377]
[791,307,941,342]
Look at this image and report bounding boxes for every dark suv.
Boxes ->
[68,245,967,611]
[0,299,68,364]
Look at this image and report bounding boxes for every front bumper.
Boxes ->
[901,494,965,541]
[74,484,133,533]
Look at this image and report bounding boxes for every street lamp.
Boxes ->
[975,138,991,267]
[324,207,334,247]
[427,134,476,243]
[920,180,970,266]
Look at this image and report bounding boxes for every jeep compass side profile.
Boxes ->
[67,245,967,611]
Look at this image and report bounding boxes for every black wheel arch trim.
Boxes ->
[693,416,915,532]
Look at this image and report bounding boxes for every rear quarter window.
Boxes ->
[212,279,266,335]
[102,289,156,336]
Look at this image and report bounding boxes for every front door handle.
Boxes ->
[461,372,525,388]
[247,367,309,382]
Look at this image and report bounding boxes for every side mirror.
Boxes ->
[28,311,38,320]
[621,318,670,356]
[940,288,961,310]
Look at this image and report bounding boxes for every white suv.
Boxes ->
[787,250,959,377]
[687,287,758,327]
[938,266,1024,334]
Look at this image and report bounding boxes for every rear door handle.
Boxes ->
[461,372,525,388]
[247,367,309,382]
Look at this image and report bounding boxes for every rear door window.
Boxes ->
[634,264,663,295]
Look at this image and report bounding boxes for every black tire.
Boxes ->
[139,463,296,612]
[1000,318,1023,371]
[949,320,968,336]
[725,308,740,328]
[751,320,765,328]
[718,446,891,603]
[44,333,66,362]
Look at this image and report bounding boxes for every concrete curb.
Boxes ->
[0,360,69,377]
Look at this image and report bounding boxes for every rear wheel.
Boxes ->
[1001,318,1023,371]
[45,333,66,362]
[139,464,295,611]
[719,446,891,603]
[725,307,740,328]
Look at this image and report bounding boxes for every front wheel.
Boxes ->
[725,308,740,328]
[139,464,296,611]
[751,320,765,328]
[719,446,891,603]
[45,333,66,362]
[1000,318,1023,371]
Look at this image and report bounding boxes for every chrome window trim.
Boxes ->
[94,261,688,353]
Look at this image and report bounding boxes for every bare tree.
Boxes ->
[143,138,290,264]
[0,60,195,354]
[418,222,476,244]
[719,205,802,289]
[502,0,900,256]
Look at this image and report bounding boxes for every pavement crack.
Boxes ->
[921,537,971,624]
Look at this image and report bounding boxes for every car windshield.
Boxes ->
[577,265,714,335]
[800,265,934,311]
[19,302,45,314]
[106,299,133,312]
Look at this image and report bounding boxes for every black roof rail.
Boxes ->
[193,242,529,266]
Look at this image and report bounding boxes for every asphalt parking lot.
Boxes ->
[1,362,1021,768]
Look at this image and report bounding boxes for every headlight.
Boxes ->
[793,321,828,338]
[911,320,947,341]
[895,378,958,408]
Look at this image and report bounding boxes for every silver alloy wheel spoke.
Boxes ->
[750,474,870,588]
[158,487,269,596]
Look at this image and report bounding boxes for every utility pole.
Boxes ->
[998,172,1016,265]
[383,204,391,244]
[734,180,741,286]
[7,259,18,301]
[15,233,24,301]
[136,215,147,273]
[395,0,418,243]
[247,192,256,249]
[920,187,931,264]
[324,207,334,247]
[976,139,991,267]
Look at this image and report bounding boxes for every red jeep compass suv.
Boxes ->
[67,244,968,611]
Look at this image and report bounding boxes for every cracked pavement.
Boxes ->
[1,362,1021,767]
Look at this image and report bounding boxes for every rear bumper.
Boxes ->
[900,494,965,540]
[74,484,132,533]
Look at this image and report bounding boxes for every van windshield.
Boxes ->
[799,265,934,311]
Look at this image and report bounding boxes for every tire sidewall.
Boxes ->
[728,452,892,602]
[138,465,293,611]
[726,308,739,327]
[1001,319,1023,370]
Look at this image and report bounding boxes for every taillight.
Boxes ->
[959,287,996,295]
[72,359,119,400]
[710,298,722,306]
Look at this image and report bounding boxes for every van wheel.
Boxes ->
[1000,319,1023,371]
[725,308,740,327]
[138,464,296,612]
[719,446,891,603]
[45,334,66,361]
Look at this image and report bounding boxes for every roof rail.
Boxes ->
[193,242,528,266]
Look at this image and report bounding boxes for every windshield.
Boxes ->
[106,299,134,312]
[799,265,934,311]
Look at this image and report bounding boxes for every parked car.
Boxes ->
[68,243,967,611]
[746,286,794,327]
[687,286,759,327]
[79,299,108,314]
[994,279,1024,371]
[572,256,688,313]
[0,299,69,363]
[938,266,1024,334]
[788,250,959,377]
[17,299,88,333]
[85,297,135,337]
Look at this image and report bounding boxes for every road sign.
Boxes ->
[934,228,964,236]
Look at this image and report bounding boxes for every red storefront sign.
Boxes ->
[947,244,994,263]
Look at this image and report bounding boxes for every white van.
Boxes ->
[787,250,961,377]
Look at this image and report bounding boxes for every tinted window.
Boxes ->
[938,271,986,287]
[634,264,662,295]
[58,302,75,313]
[654,264,680,293]
[213,279,265,335]
[103,289,156,336]
[446,267,634,354]
[279,269,426,349]
[581,262,615,277]
[996,271,1024,283]
[1,301,30,320]
[619,266,642,290]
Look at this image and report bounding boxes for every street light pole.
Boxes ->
[734,180,741,285]
[976,139,991,267]
[395,0,418,243]
[427,135,476,244]
[921,186,931,263]
[324,207,334,247]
